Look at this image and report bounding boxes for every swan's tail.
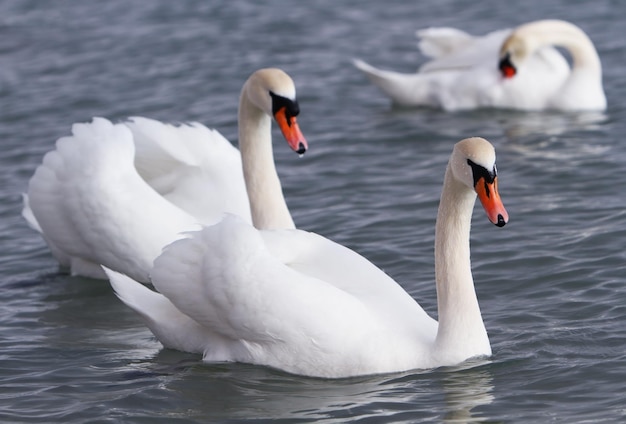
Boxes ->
[353,59,431,107]
[106,267,170,324]
[104,266,208,354]
[21,193,42,233]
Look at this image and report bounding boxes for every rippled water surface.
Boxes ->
[2,0,626,422]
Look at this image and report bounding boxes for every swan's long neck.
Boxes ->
[525,20,605,109]
[433,165,490,357]
[527,20,602,76]
[238,89,295,230]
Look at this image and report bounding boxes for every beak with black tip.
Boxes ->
[270,92,308,155]
[274,107,307,154]
[475,175,508,227]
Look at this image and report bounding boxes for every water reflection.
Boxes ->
[153,355,496,423]
[376,105,608,144]
[438,362,496,424]
[499,110,607,139]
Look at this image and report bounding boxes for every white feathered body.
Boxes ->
[107,137,506,378]
[109,215,440,378]
[24,117,251,282]
[354,22,604,111]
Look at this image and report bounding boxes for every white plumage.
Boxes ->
[354,20,605,111]
[24,68,308,283]
[108,137,509,378]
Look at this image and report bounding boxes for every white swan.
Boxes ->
[107,136,509,378]
[354,19,606,111]
[23,68,308,283]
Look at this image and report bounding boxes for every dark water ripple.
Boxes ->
[2,0,626,422]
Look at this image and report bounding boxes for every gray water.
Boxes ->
[2,0,626,422]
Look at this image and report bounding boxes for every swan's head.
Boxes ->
[450,137,508,227]
[498,20,575,79]
[498,22,545,79]
[498,34,530,79]
[244,68,308,155]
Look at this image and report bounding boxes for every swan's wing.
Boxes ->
[152,216,435,350]
[151,216,387,347]
[125,117,252,225]
[27,118,199,282]
[260,227,434,330]
[22,192,75,269]
[416,27,475,58]
[417,28,511,73]
[126,117,236,181]
[27,118,134,260]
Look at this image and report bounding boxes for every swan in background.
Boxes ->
[354,19,605,111]
[23,68,308,283]
[107,137,509,378]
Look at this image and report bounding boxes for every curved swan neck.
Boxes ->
[238,88,295,230]
[521,20,602,75]
[434,165,489,354]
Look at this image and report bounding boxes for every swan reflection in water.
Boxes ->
[501,110,607,139]
[439,361,495,423]
[147,356,495,422]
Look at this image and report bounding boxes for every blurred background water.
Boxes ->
[1,0,625,422]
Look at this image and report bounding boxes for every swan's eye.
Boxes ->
[467,159,496,186]
[270,91,300,124]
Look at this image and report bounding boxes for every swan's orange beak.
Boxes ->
[476,176,508,227]
[498,53,517,79]
[274,107,307,155]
